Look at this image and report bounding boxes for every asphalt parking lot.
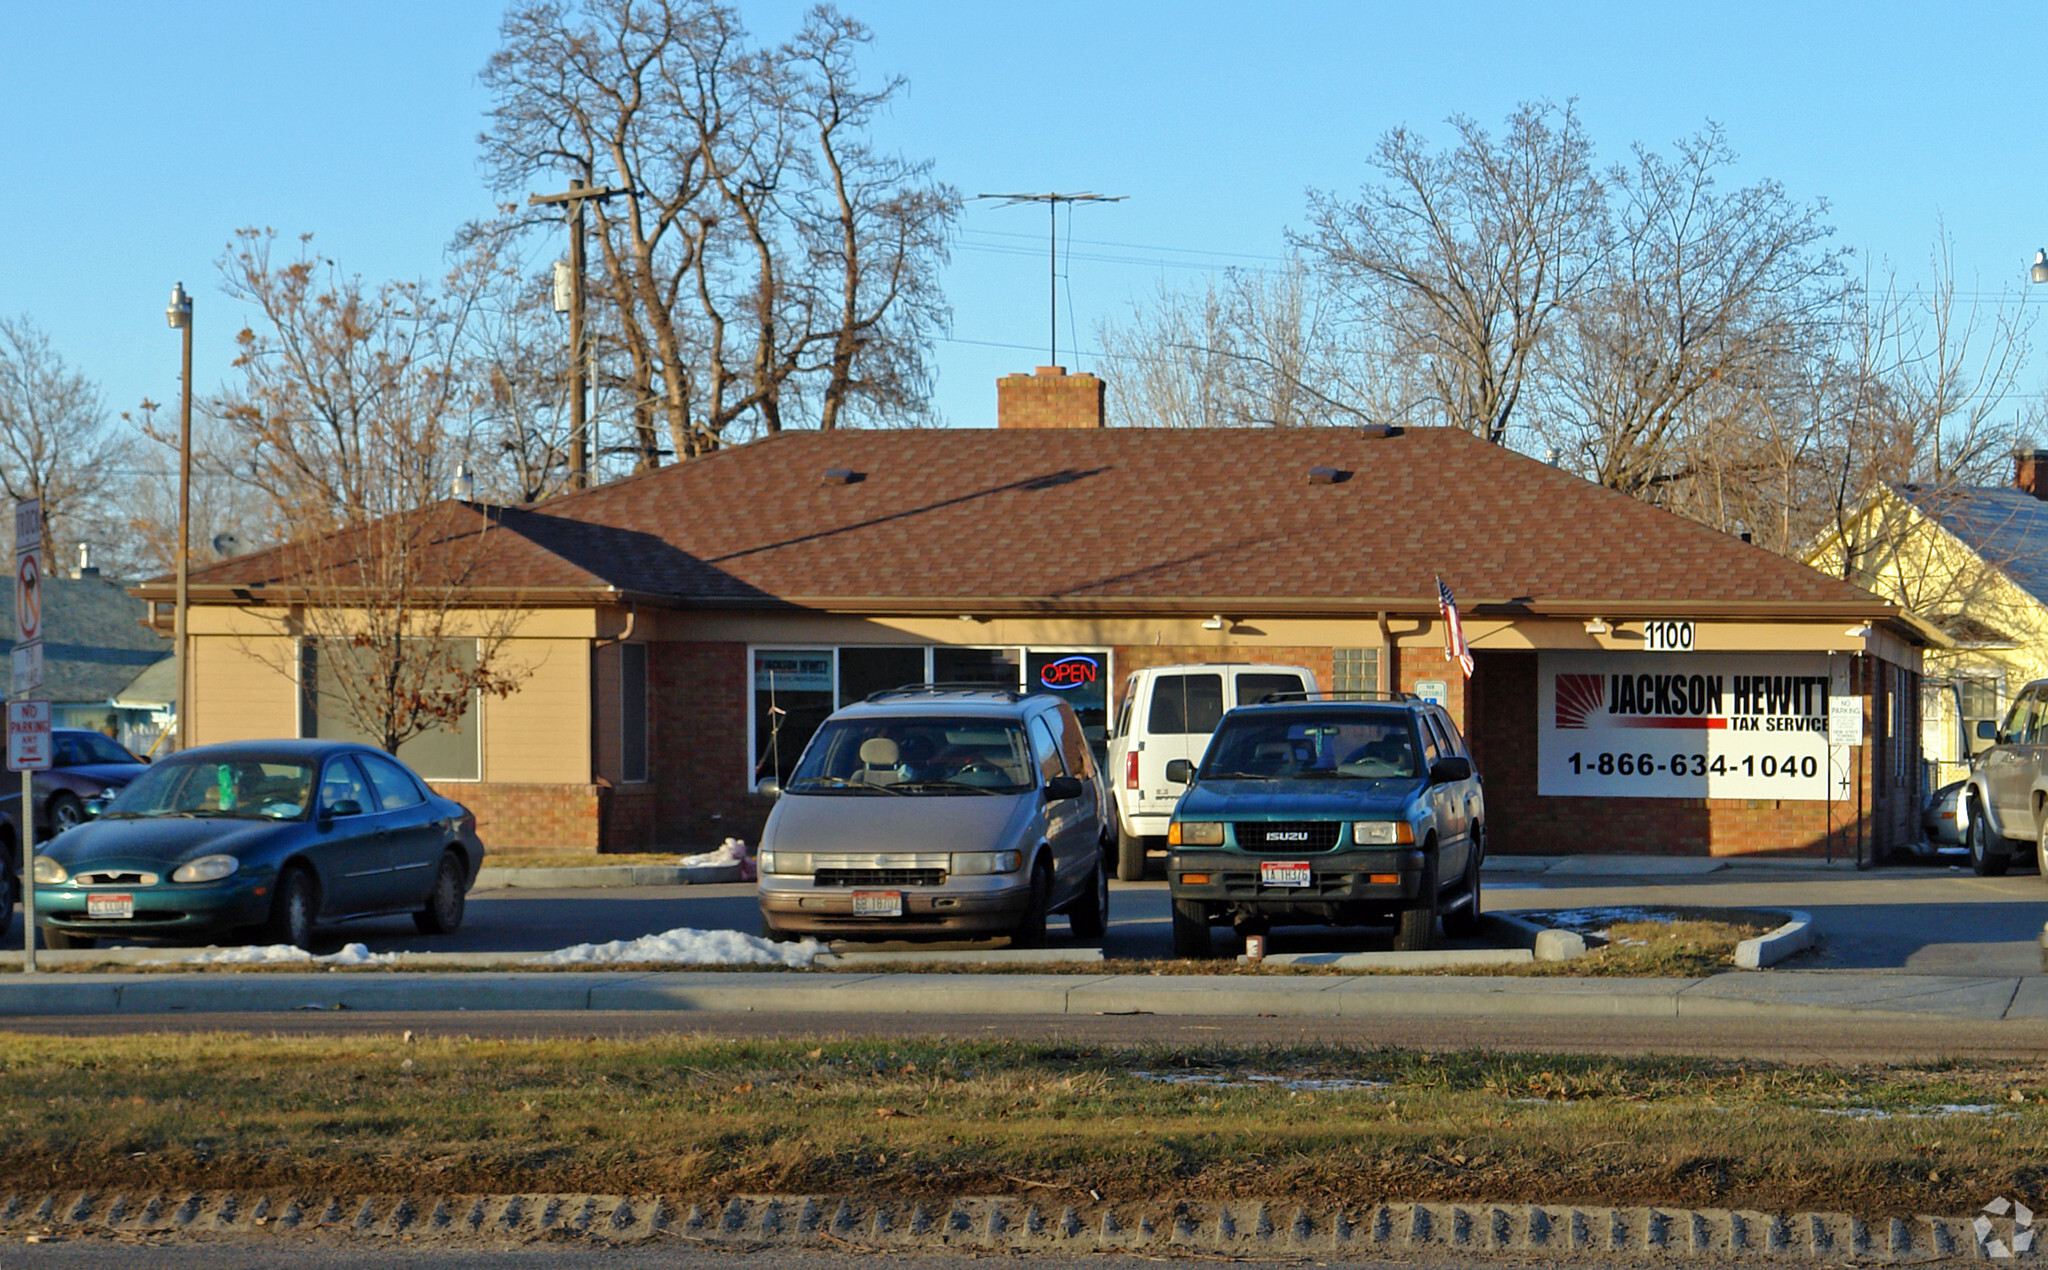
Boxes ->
[5,856,2044,972]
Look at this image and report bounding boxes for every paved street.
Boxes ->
[4,858,2046,972]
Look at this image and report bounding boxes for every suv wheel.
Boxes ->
[1170,897,1212,959]
[1394,849,1439,951]
[1116,824,1147,882]
[1970,802,2013,877]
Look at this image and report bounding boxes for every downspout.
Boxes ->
[1378,611,1397,695]
[590,603,640,851]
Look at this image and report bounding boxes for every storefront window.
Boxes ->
[1332,647,1380,695]
[1026,650,1108,757]
[753,649,833,785]
[933,646,1021,687]
[837,646,927,706]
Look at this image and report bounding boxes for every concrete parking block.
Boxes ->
[1734,910,1814,969]
[1066,975,1346,1016]
[1539,857,1727,876]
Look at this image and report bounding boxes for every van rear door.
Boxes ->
[1140,672,1226,807]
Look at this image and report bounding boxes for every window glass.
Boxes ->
[105,757,314,820]
[838,647,928,706]
[318,756,374,815]
[1052,703,1093,776]
[786,717,1033,794]
[1237,672,1307,706]
[1026,651,1108,759]
[73,733,141,765]
[1028,715,1067,782]
[1149,673,1224,734]
[1332,648,1380,695]
[1204,711,1419,779]
[932,646,1020,688]
[1419,719,1442,765]
[2003,690,2035,744]
[1435,712,1468,756]
[1112,680,1134,739]
[53,734,83,766]
[753,649,833,786]
[620,643,648,783]
[358,751,427,810]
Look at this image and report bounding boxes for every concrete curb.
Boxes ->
[1736,910,1816,970]
[473,863,743,889]
[2,968,2038,1021]
[0,1189,2002,1261]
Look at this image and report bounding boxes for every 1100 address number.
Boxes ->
[1565,751,1819,779]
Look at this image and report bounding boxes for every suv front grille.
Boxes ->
[814,868,947,888]
[1234,821,1342,851]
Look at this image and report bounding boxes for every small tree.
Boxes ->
[0,314,127,568]
[210,230,529,755]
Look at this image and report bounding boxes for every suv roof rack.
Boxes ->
[865,681,1025,703]
[1253,689,1424,704]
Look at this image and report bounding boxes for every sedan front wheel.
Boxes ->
[265,867,318,950]
[414,852,468,935]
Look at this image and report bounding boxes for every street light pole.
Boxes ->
[166,283,192,752]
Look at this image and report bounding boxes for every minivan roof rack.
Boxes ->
[1253,689,1423,704]
[865,682,1025,703]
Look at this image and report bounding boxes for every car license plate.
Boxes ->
[87,892,134,919]
[851,890,903,917]
[1260,861,1311,888]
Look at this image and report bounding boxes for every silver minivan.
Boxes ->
[756,685,1109,944]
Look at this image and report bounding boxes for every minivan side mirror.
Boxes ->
[1044,774,1084,801]
[1977,720,1998,742]
[1165,758,1194,785]
[1429,755,1473,784]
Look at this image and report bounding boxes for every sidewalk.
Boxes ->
[1,966,2042,1022]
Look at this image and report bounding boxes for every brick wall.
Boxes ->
[996,366,1105,429]
[650,640,769,849]
[431,781,604,851]
[1471,651,1914,859]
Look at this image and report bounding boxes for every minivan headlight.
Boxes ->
[172,855,240,884]
[759,851,814,875]
[1352,821,1414,845]
[31,856,67,885]
[951,850,1023,875]
[1169,821,1224,846]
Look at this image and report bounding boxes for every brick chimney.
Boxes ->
[997,366,1105,428]
[2017,449,2048,500]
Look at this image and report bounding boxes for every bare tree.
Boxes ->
[477,0,958,463]
[1297,100,1606,443]
[0,315,127,568]
[1095,258,1390,428]
[198,229,529,755]
[1538,126,1852,508]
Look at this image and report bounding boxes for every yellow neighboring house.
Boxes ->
[1806,451,2048,788]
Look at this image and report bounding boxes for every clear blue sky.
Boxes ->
[4,1,2044,441]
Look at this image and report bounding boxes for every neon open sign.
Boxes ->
[1039,655,1099,690]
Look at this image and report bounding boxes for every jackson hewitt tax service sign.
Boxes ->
[1537,652,1841,799]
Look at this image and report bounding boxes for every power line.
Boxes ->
[972,192,1126,365]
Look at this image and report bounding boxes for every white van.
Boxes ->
[1105,662,1319,879]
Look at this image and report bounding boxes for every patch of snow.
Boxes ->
[1817,1103,2008,1121]
[149,942,398,966]
[1538,906,1683,935]
[1130,1070,1389,1093]
[526,925,820,967]
[679,837,756,880]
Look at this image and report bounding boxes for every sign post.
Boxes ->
[12,500,41,971]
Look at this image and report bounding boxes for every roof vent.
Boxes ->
[821,467,863,486]
[1306,465,1349,485]
[1359,423,1402,439]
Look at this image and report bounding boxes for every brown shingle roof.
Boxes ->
[167,427,1892,618]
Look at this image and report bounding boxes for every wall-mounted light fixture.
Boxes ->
[1202,615,1227,630]
[1843,623,1872,638]
[1583,617,1611,635]
[958,614,979,623]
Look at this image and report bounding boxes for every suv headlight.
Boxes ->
[951,850,1023,875]
[1169,821,1224,846]
[172,855,239,883]
[759,850,814,875]
[1352,821,1414,845]
[31,856,67,885]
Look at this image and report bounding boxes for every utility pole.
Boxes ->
[530,179,628,491]
[975,192,1125,366]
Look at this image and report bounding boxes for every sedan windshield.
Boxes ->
[103,758,317,820]
[787,717,1034,794]
[1202,712,1420,780]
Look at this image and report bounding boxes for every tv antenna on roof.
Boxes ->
[975,191,1126,366]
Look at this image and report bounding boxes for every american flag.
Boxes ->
[1436,575,1474,678]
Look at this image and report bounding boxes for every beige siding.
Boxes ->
[190,634,297,745]
[482,637,591,783]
